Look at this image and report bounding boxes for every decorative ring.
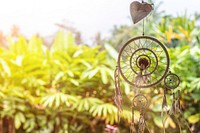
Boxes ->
[132,94,148,109]
[164,72,180,89]
[118,36,170,88]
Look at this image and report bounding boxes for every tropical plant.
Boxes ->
[0,6,200,133]
[0,31,132,133]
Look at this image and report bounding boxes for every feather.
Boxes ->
[135,71,144,86]
[143,70,151,83]
[138,115,145,133]
[162,88,168,109]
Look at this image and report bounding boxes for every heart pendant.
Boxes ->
[130,1,153,24]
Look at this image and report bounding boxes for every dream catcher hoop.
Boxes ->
[132,94,148,109]
[118,36,170,88]
[164,72,180,89]
[113,0,193,133]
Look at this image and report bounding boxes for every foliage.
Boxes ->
[0,5,200,133]
[0,31,134,133]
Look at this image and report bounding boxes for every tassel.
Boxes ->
[130,124,136,133]
[138,109,145,133]
[174,115,183,133]
[144,121,151,133]
[131,106,134,126]
[169,93,176,115]
[162,88,168,133]
[179,111,194,133]
[176,90,181,111]
[114,66,123,124]
[130,107,136,133]
[138,114,145,133]
[143,69,151,83]
[172,93,176,114]
[114,94,123,112]
[114,66,123,112]
[162,87,168,109]
[135,71,144,86]
[117,109,120,123]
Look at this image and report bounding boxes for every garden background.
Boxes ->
[0,0,199,133]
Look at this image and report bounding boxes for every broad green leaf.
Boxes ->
[100,68,108,84]
[88,68,99,79]
[153,116,163,128]
[0,58,11,76]
[188,113,200,124]
[104,43,118,61]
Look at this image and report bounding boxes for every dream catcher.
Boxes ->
[114,0,193,133]
[162,72,193,133]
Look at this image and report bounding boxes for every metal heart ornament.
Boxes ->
[130,1,153,24]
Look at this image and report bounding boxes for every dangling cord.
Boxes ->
[135,70,143,87]
[142,19,145,36]
[161,87,168,133]
[169,93,176,115]
[144,69,151,84]
[134,87,141,96]
[114,66,122,96]
[130,106,136,133]
[141,0,145,36]
[173,114,182,133]
[114,89,122,124]
[142,0,145,36]
[138,109,145,133]
[162,88,168,109]
[175,90,182,133]
[138,109,152,133]
[176,90,193,133]
[171,90,182,133]
[161,112,168,133]
[117,109,120,125]
[144,121,151,133]
[176,90,181,111]
[179,112,193,133]
[114,66,123,124]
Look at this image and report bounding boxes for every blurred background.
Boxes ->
[0,0,199,133]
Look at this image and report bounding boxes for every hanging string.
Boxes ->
[144,121,151,133]
[179,112,193,133]
[130,106,136,133]
[174,114,182,133]
[169,93,176,115]
[176,90,193,133]
[161,87,169,133]
[138,110,145,133]
[117,110,120,125]
[176,90,181,110]
[114,66,123,124]
[161,112,167,133]
[162,87,168,109]
[161,104,168,133]
[142,19,145,36]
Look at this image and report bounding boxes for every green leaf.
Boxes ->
[52,31,75,51]
[153,116,163,128]
[104,43,118,61]
[88,68,99,79]
[188,113,200,124]
[0,58,11,76]
[100,68,108,84]
[15,112,26,129]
